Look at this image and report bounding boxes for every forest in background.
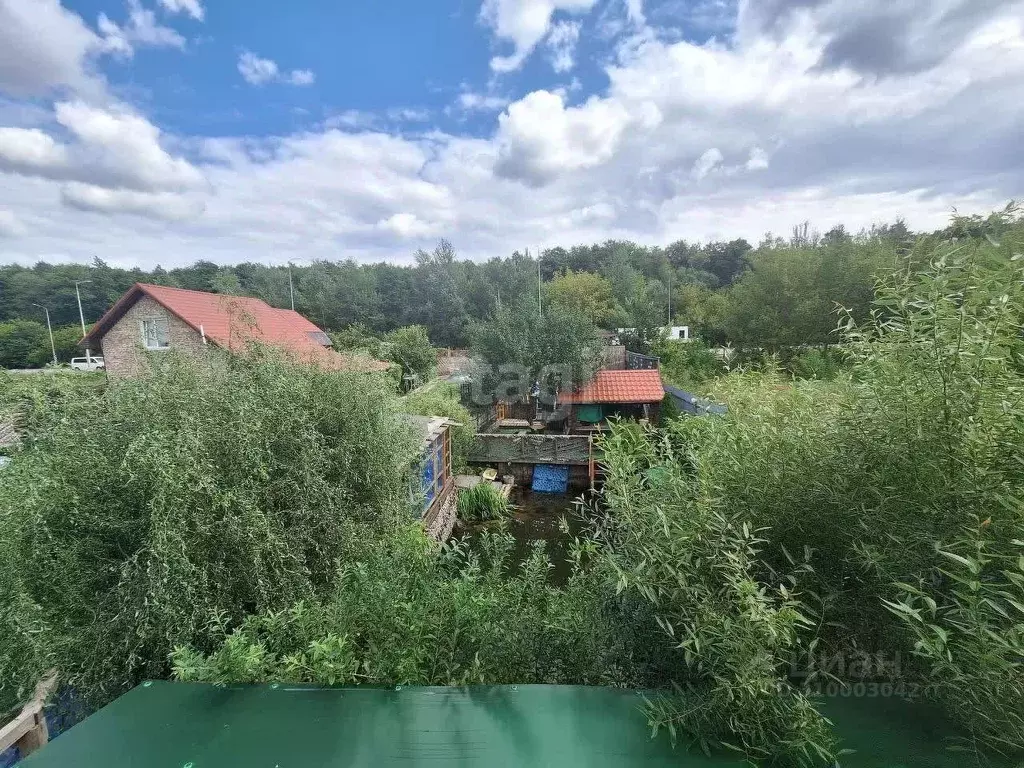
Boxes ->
[1,210,988,369]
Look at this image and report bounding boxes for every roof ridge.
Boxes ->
[138,283,268,304]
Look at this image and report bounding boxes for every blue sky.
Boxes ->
[0,0,1021,268]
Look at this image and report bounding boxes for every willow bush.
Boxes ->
[0,349,418,707]
[593,208,1024,760]
[173,527,632,688]
[596,421,839,766]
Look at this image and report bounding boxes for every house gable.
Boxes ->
[100,294,206,378]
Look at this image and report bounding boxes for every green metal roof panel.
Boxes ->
[19,682,1012,768]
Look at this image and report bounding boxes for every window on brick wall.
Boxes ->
[141,317,171,350]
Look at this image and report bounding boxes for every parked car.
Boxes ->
[69,356,105,371]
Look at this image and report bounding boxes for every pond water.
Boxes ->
[457,487,588,584]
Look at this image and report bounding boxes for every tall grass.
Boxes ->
[457,483,510,521]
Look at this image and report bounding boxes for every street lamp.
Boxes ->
[32,304,57,366]
[74,279,94,362]
[286,258,311,312]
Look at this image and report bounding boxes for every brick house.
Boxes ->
[81,283,391,378]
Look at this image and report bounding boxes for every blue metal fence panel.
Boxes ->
[531,464,570,493]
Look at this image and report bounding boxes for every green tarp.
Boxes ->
[575,404,603,423]
[20,682,1010,767]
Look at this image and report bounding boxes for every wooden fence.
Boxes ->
[468,434,593,466]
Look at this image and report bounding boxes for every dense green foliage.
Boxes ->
[401,382,476,472]
[0,350,418,708]
[456,483,510,522]
[383,325,438,383]
[652,338,726,390]
[172,529,630,688]
[592,208,1024,761]
[0,320,85,369]
[470,300,602,389]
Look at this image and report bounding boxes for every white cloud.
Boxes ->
[54,101,204,191]
[480,0,599,72]
[746,146,769,171]
[0,0,103,97]
[547,20,582,72]
[157,0,204,21]
[0,0,1022,269]
[97,0,186,59]
[624,0,644,25]
[61,183,203,221]
[238,52,279,85]
[494,90,638,184]
[288,69,315,86]
[0,128,69,175]
[238,51,315,87]
[454,91,510,113]
[377,212,436,239]
[692,147,724,179]
[323,110,378,130]
[387,107,431,122]
[0,210,27,238]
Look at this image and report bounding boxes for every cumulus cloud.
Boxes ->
[157,0,204,20]
[0,101,204,225]
[494,90,638,184]
[0,128,69,176]
[0,0,103,97]
[741,0,1019,76]
[53,101,205,191]
[692,148,724,179]
[480,0,599,72]
[0,0,1022,268]
[238,51,316,86]
[547,20,582,72]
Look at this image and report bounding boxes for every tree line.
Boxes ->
[0,211,1006,369]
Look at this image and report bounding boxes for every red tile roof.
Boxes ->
[83,283,392,373]
[559,369,665,404]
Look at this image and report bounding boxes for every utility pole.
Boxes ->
[74,279,93,362]
[667,268,673,326]
[288,262,295,311]
[536,246,542,317]
[32,304,57,366]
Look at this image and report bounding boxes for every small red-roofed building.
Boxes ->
[557,368,665,433]
[80,283,392,378]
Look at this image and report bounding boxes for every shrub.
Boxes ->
[653,337,725,390]
[402,383,475,471]
[173,527,631,688]
[0,349,418,707]
[596,421,839,765]
[787,347,844,380]
[592,208,1024,759]
[384,325,438,383]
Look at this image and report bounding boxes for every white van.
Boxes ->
[70,357,105,371]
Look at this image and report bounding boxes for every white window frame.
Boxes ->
[140,316,171,350]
